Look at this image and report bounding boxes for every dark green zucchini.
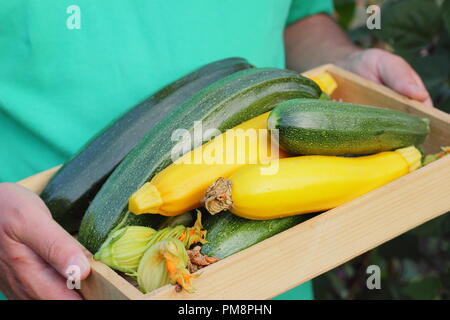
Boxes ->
[78,68,322,253]
[201,211,312,259]
[268,99,430,156]
[40,58,253,233]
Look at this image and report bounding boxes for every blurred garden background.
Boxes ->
[314,0,450,299]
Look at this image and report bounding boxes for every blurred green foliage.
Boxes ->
[374,0,450,112]
[315,0,450,300]
[315,214,450,299]
[334,0,358,30]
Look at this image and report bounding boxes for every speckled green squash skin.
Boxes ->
[201,211,311,259]
[268,99,430,156]
[78,69,322,253]
[41,58,253,234]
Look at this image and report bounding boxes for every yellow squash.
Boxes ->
[309,72,338,96]
[203,146,422,220]
[129,112,288,216]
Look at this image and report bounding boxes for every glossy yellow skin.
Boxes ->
[309,72,338,96]
[228,149,417,220]
[129,112,288,216]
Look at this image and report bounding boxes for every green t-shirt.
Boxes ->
[0,0,332,300]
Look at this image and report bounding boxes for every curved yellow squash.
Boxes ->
[129,112,288,216]
[203,146,421,220]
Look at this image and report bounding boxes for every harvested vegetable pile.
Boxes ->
[40,58,448,294]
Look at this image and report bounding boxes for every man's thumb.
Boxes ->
[19,211,91,280]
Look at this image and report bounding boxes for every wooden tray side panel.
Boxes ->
[80,261,142,300]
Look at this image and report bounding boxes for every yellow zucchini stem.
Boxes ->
[395,146,422,172]
[128,183,163,214]
[309,72,338,96]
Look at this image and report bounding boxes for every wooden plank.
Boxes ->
[17,165,61,194]
[144,156,450,299]
[80,260,142,300]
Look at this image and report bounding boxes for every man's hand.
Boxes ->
[0,183,90,300]
[336,49,433,107]
[285,14,433,107]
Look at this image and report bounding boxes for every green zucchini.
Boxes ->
[79,68,322,253]
[40,58,253,233]
[268,99,430,156]
[201,211,312,259]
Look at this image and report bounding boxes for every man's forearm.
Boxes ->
[284,14,360,72]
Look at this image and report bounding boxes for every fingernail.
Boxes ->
[68,255,90,276]
[424,98,434,107]
[405,84,429,101]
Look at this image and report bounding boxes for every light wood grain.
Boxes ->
[80,260,143,300]
[15,64,450,299]
[17,165,61,194]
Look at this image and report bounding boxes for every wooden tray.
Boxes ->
[17,64,450,300]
